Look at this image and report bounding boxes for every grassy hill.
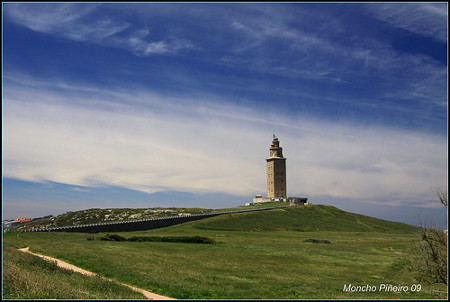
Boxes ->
[16,202,288,230]
[192,204,418,233]
[5,203,443,299]
[16,207,212,230]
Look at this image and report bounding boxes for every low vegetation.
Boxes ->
[2,244,145,299]
[303,238,331,244]
[100,233,216,244]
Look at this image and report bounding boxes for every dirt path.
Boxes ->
[18,247,174,300]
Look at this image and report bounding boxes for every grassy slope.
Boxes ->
[17,207,213,230]
[193,204,418,233]
[4,204,445,299]
[2,244,145,299]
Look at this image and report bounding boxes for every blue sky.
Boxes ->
[2,3,447,227]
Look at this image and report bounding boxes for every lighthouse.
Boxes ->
[266,134,287,199]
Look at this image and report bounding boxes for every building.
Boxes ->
[252,195,275,203]
[266,134,287,199]
[287,197,308,206]
[14,217,31,223]
[250,134,307,206]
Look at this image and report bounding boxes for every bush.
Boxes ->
[303,239,331,244]
[168,236,215,244]
[127,236,162,242]
[99,234,215,244]
[127,236,147,242]
[100,234,126,241]
[408,228,447,285]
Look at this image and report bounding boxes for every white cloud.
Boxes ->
[4,3,192,56]
[365,3,447,42]
[3,85,267,195]
[72,187,91,193]
[284,124,446,201]
[3,81,447,208]
[4,3,98,32]
[67,18,130,42]
[221,5,446,105]
[5,2,446,95]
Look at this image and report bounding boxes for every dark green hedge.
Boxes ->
[303,238,331,244]
[100,234,215,244]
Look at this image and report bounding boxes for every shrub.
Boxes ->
[127,236,162,242]
[408,228,447,285]
[171,236,215,244]
[127,236,146,242]
[100,234,126,241]
[98,234,215,244]
[303,239,331,244]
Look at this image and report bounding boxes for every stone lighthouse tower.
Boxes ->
[266,134,287,199]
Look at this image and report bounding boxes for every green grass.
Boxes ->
[194,204,419,233]
[4,204,447,299]
[2,244,146,299]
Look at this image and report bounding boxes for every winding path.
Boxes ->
[18,247,174,300]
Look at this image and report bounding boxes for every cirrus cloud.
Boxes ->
[3,78,447,207]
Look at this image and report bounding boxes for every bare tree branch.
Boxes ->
[431,187,447,207]
[408,188,448,286]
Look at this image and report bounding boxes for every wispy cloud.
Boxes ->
[125,34,193,56]
[3,79,447,207]
[72,187,91,193]
[67,18,130,42]
[218,4,448,108]
[346,41,448,108]
[4,3,98,32]
[365,3,447,42]
[4,3,193,56]
[5,2,446,95]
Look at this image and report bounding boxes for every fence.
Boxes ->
[20,205,295,233]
